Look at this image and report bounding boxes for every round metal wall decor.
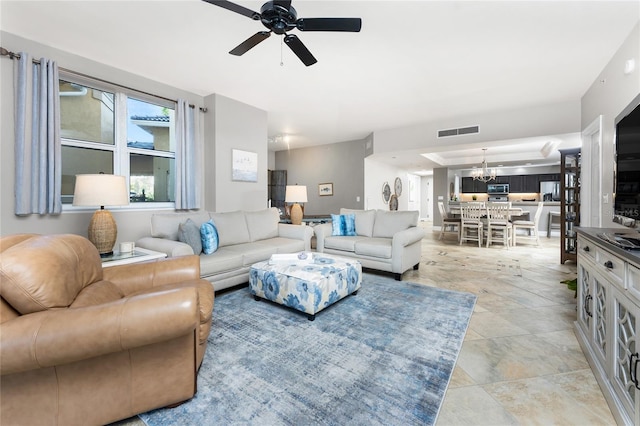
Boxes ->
[394,177,402,196]
[382,182,391,204]
[389,194,398,211]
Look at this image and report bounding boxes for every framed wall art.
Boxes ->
[232,149,258,182]
[318,182,333,196]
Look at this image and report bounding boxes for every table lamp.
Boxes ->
[285,185,307,225]
[73,174,129,256]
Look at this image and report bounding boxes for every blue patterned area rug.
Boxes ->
[139,274,476,426]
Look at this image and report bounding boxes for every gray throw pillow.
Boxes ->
[178,218,202,254]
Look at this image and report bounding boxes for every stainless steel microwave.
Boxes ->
[487,184,509,194]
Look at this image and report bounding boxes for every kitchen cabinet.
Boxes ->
[576,230,640,425]
[540,173,561,182]
[461,172,561,194]
[461,177,487,193]
[508,175,524,192]
[560,148,581,263]
[523,175,539,192]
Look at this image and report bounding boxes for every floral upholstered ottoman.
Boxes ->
[249,253,362,320]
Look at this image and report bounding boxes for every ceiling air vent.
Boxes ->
[437,125,480,138]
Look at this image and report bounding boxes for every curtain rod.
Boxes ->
[1,47,207,112]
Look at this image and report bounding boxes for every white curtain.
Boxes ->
[175,99,199,210]
[14,52,62,215]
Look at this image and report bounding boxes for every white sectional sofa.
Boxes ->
[136,208,313,291]
[314,208,425,280]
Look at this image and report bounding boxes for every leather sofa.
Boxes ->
[314,208,425,280]
[0,233,214,426]
[137,207,314,291]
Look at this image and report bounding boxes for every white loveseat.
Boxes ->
[314,208,425,280]
[137,208,313,291]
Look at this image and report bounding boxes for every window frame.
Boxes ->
[60,71,177,211]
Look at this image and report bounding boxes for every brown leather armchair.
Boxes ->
[0,234,214,426]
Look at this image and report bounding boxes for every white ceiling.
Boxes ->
[2,0,639,174]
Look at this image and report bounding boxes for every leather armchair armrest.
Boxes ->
[1,287,199,375]
[136,237,194,258]
[103,255,201,296]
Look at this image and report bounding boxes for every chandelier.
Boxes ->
[471,149,497,182]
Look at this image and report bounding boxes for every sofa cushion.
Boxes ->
[151,212,211,240]
[340,208,375,237]
[331,214,356,236]
[245,208,279,242]
[372,210,419,238]
[210,211,250,247]
[223,242,278,266]
[200,220,219,255]
[354,238,392,259]
[178,219,202,254]
[323,236,361,252]
[0,234,102,314]
[199,248,244,276]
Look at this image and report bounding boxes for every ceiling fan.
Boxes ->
[202,0,362,66]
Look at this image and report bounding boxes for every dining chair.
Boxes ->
[460,203,484,247]
[486,202,513,249]
[513,201,544,246]
[438,201,461,241]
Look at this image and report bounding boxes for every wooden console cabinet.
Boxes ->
[576,229,640,425]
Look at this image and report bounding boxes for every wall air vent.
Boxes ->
[437,125,480,138]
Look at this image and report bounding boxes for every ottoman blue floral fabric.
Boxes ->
[249,254,362,318]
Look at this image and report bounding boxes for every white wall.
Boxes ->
[364,158,411,211]
[372,101,581,155]
[581,22,640,228]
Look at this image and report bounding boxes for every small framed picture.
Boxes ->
[318,183,333,196]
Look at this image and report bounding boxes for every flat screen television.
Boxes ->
[614,93,640,228]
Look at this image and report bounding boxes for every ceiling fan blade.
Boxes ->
[296,18,362,32]
[284,34,317,66]
[229,31,271,56]
[201,0,260,20]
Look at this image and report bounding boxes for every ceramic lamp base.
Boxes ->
[88,208,117,255]
[290,203,303,225]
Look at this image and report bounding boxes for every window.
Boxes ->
[59,77,175,206]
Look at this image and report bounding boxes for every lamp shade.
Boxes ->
[73,174,129,207]
[285,185,308,203]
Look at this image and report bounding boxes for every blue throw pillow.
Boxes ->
[201,220,219,255]
[331,214,356,236]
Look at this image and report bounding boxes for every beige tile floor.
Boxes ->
[403,222,616,425]
[114,223,615,425]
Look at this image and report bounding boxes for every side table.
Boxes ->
[101,247,167,268]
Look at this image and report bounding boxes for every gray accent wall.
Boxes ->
[204,94,268,213]
[275,139,366,215]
